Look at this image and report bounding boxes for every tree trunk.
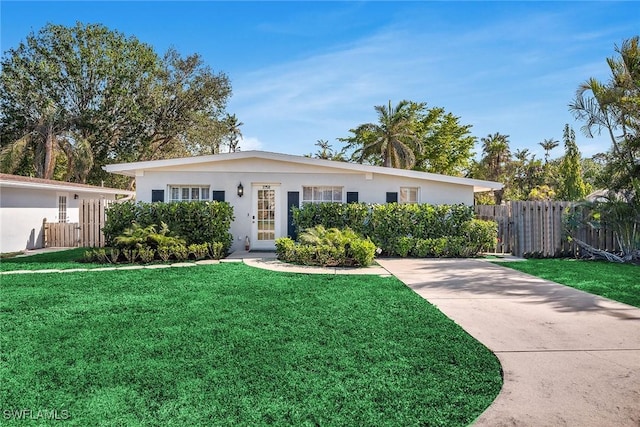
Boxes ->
[43,124,56,180]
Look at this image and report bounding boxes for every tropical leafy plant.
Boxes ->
[276,226,377,267]
[113,222,185,250]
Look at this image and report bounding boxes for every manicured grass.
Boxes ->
[1,263,502,426]
[0,248,107,271]
[494,259,640,308]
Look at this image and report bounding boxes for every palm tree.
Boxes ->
[1,100,65,180]
[351,100,422,169]
[314,139,333,159]
[539,138,559,164]
[480,132,511,181]
[225,114,243,153]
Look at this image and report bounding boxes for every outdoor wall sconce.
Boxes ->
[73,194,79,199]
[237,183,244,197]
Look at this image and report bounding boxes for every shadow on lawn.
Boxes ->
[0,248,87,266]
[379,258,640,321]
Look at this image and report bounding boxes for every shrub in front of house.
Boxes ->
[292,203,496,258]
[275,226,376,267]
[103,201,234,253]
[463,219,498,255]
[292,202,371,236]
[83,221,227,264]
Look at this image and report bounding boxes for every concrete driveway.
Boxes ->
[376,258,640,427]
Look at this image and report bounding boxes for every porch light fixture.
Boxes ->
[73,194,79,199]
[237,183,244,197]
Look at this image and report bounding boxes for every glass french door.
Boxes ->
[251,185,280,249]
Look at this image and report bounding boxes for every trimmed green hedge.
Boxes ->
[103,201,234,253]
[292,203,496,257]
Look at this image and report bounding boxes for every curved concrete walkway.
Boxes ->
[375,258,640,427]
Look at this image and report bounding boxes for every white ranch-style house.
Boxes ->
[0,173,134,253]
[104,151,502,252]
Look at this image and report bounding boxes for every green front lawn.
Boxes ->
[0,248,107,271]
[1,263,501,426]
[494,259,640,308]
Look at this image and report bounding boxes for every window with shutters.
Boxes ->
[169,186,210,202]
[302,186,343,203]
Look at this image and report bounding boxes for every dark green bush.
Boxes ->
[292,203,495,258]
[349,238,377,266]
[275,226,377,267]
[292,203,370,236]
[104,201,234,253]
[395,236,416,257]
[463,219,498,254]
[413,238,448,257]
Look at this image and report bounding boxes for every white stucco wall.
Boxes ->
[0,187,118,253]
[134,160,475,252]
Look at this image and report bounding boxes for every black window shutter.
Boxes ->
[287,191,300,240]
[151,190,164,202]
[346,192,359,203]
[386,192,398,203]
[212,191,225,202]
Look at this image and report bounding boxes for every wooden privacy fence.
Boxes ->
[44,199,113,248]
[80,199,112,247]
[475,201,621,257]
[43,221,80,248]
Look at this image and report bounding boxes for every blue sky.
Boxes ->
[1,1,637,161]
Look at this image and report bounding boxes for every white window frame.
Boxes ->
[302,186,343,204]
[57,193,68,223]
[399,187,419,204]
[169,185,210,202]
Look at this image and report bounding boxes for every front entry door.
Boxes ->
[251,184,281,250]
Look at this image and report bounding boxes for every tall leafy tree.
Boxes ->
[341,100,475,174]
[568,36,640,261]
[1,23,159,181]
[508,148,545,200]
[470,132,512,204]
[341,100,422,169]
[0,23,232,186]
[557,124,588,201]
[570,36,639,194]
[413,108,476,176]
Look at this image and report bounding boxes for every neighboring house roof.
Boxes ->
[0,173,135,196]
[104,150,503,193]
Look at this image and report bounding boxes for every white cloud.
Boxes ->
[238,136,263,152]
